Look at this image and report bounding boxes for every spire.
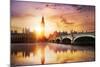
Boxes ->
[41,16,45,25]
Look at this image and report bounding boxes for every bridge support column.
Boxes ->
[71,40,74,44]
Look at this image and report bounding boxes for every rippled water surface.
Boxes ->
[11,43,95,66]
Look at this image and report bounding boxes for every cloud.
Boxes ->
[11,1,95,32]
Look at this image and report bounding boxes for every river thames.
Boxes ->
[11,43,95,66]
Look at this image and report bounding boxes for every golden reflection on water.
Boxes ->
[11,45,95,65]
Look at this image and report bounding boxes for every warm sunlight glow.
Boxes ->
[11,45,95,64]
[11,1,95,66]
[45,46,57,63]
[45,20,57,37]
[34,24,42,34]
[32,16,44,39]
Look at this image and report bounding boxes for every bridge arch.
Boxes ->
[74,35,95,41]
[62,35,72,40]
[73,35,95,46]
[55,38,61,43]
[62,38,71,44]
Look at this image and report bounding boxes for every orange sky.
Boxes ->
[11,1,95,37]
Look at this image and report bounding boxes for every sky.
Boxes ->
[11,0,95,37]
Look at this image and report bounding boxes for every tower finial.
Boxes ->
[41,16,45,25]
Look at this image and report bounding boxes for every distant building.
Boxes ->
[11,33,36,43]
[36,16,47,42]
[11,16,47,43]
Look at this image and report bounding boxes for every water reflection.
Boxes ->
[11,43,95,66]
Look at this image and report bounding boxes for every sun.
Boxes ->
[34,24,42,33]
[34,24,42,36]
